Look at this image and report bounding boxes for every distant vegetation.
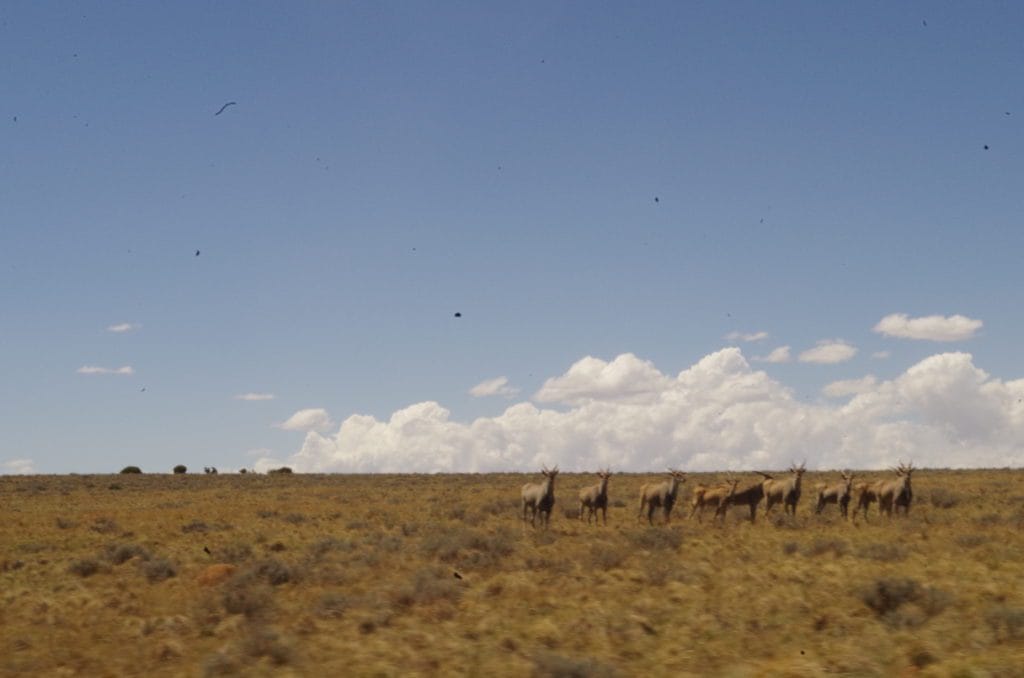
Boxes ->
[1,468,1021,675]
[268,467,293,474]
[119,466,142,474]
[173,465,187,474]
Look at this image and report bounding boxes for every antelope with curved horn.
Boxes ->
[815,471,855,518]
[877,461,915,517]
[638,469,687,526]
[893,461,915,516]
[521,466,559,528]
[578,468,611,525]
[761,462,807,517]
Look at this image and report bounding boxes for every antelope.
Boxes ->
[878,462,915,517]
[815,471,855,518]
[521,466,559,528]
[761,462,807,517]
[637,469,687,526]
[714,478,765,522]
[578,468,611,525]
[688,478,740,522]
[853,480,882,520]
[893,461,915,515]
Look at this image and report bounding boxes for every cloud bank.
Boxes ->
[264,349,1024,473]
[874,313,982,341]
[2,458,35,475]
[235,393,275,401]
[725,330,769,342]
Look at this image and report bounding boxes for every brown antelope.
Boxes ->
[893,461,915,515]
[815,471,854,518]
[638,469,687,526]
[761,462,807,517]
[578,468,611,525]
[521,466,559,528]
[853,480,882,520]
[714,478,766,522]
[688,478,739,522]
[878,462,914,517]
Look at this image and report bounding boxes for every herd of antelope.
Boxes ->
[520,462,917,527]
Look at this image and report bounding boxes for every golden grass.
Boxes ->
[2,469,1023,676]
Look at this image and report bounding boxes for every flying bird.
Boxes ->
[654,196,659,203]
[195,249,201,256]
[454,312,462,318]
[203,546,211,555]
[984,145,990,150]
[453,571,463,580]
[214,101,237,116]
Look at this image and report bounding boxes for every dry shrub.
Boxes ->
[90,517,119,534]
[804,538,849,557]
[393,565,463,609]
[309,537,355,560]
[562,507,579,520]
[782,541,799,556]
[929,488,958,509]
[55,517,76,530]
[219,543,253,564]
[202,652,240,676]
[256,510,278,519]
[253,558,298,586]
[315,592,349,619]
[857,542,907,562]
[103,542,151,564]
[531,651,620,678]
[589,543,629,571]
[182,520,209,533]
[420,526,516,569]
[68,558,104,577]
[222,576,273,619]
[144,558,177,583]
[282,513,307,525]
[628,527,683,552]
[480,497,517,516]
[860,578,951,628]
[240,625,293,665]
[986,605,1024,641]
[955,534,988,549]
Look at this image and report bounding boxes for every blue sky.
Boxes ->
[2,2,1023,473]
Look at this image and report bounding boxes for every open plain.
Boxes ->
[1,469,1023,677]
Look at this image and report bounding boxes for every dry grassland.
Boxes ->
[2,469,1024,677]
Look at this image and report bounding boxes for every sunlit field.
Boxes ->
[2,469,1023,677]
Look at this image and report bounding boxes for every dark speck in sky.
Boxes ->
[214,101,237,116]
[654,196,659,203]
[195,249,201,256]
[922,19,927,26]
[454,312,462,318]
[984,145,990,150]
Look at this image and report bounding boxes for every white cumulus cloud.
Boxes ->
[534,353,670,404]
[106,323,140,333]
[799,340,857,364]
[872,350,891,360]
[725,330,769,342]
[755,346,791,363]
[273,349,1024,473]
[235,393,275,401]
[2,458,35,474]
[823,375,878,398]
[469,377,519,398]
[873,313,983,342]
[277,408,332,432]
[77,365,134,375]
